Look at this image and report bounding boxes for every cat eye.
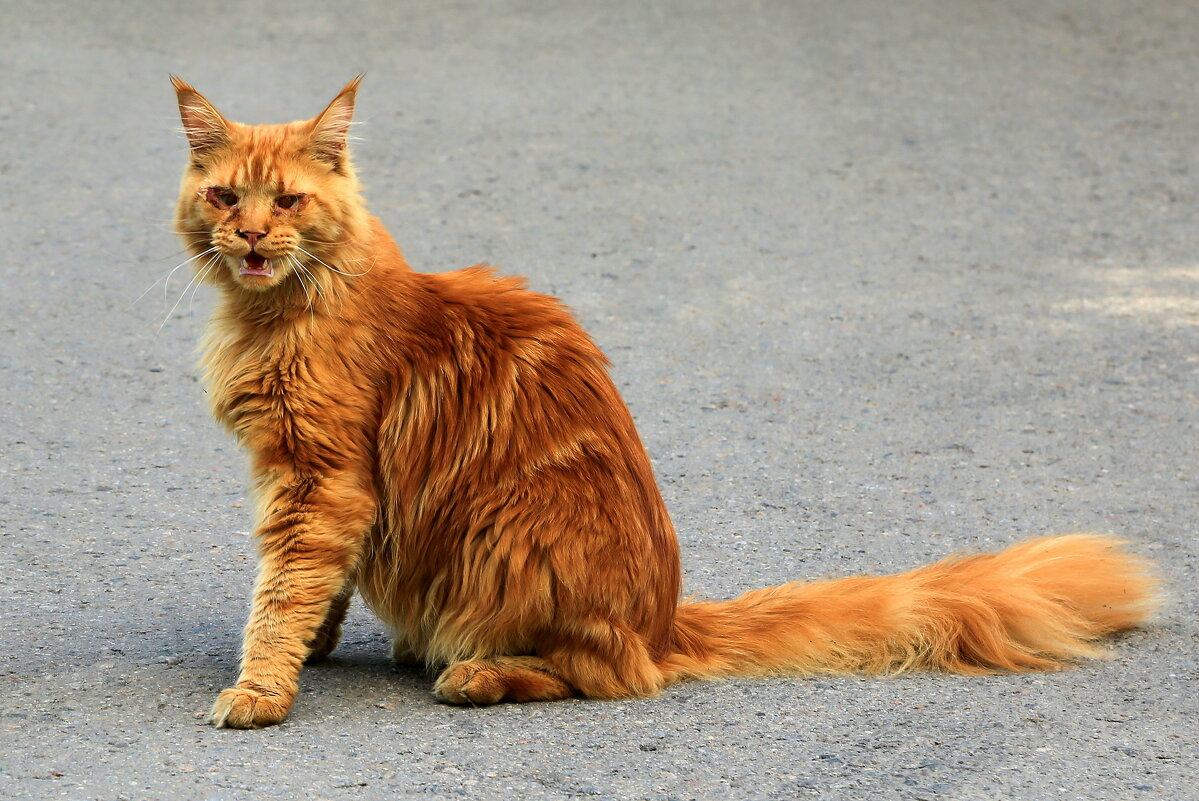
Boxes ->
[275,194,303,210]
[206,187,239,209]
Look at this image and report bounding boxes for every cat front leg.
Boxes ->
[209,471,374,729]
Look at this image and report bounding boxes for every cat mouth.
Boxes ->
[239,252,273,277]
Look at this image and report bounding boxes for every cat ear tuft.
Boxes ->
[308,75,364,170]
[172,76,231,160]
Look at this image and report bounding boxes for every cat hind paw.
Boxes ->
[433,657,574,705]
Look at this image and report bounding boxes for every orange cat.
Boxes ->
[170,77,1159,729]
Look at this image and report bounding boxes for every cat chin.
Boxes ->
[233,276,281,292]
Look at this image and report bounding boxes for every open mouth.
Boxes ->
[239,252,273,277]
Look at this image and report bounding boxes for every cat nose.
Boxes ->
[237,230,265,249]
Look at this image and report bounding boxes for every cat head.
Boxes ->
[172,76,369,296]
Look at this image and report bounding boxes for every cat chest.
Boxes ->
[204,343,355,464]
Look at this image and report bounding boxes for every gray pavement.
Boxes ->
[1,1,1196,799]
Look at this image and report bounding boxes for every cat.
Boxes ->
[170,77,1159,729]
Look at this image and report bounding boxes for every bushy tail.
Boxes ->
[659,534,1159,682]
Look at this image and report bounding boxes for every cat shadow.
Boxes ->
[303,654,435,707]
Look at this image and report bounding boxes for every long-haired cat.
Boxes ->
[170,77,1158,728]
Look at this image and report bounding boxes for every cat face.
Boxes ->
[172,77,363,294]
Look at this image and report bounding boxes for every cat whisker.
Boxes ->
[295,245,374,277]
[147,219,210,230]
[188,253,221,310]
[134,246,219,305]
[291,254,342,317]
[148,226,212,235]
[146,218,213,234]
[295,257,322,296]
[153,245,202,260]
[131,244,207,268]
[299,259,333,315]
[158,253,223,333]
[306,253,371,267]
[288,257,316,319]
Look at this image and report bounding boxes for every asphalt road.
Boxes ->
[1,1,1196,799]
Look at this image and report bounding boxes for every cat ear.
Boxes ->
[308,75,363,170]
[171,76,231,160]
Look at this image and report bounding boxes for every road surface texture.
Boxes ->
[1,1,1195,799]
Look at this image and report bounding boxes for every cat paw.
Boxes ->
[208,687,291,728]
[433,657,574,705]
[433,662,506,706]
